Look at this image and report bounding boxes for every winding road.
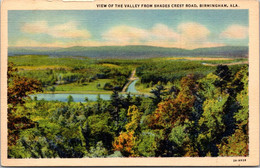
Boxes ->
[122,69,139,93]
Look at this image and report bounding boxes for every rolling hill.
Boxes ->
[8,45,248,59]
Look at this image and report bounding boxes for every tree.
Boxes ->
[137,130,163,157]
[113,76,128,89]
[214,65,232,92]
[84,97,89,102]
[103,82,113,90]
[82,112,114,150]
[86,141,108,157]
[148,75,198,130]
[8,128,58,158]
[112,105,142,157]
[49,86,55,93]
[169,124,198,157]
[8,62,42,108]
[8,62,43,146]
[217,66,249,156]
[96,83,101,89]
[125,105,143,133]
[146,75,199,156]
[217,129,248,156]
[233,66,249,128]
[150,84,167,106]
[113,131,136,157]
[197,73,229,156]
[110,90,123,124]
[67,95,74,105]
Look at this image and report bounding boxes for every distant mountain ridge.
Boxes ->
[8,45,248,59]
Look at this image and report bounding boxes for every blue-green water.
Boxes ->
[31,79,140,102]
[30,93,111,102]
[126,79,139,93]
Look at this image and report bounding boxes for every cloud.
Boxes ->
[102,25,149,43]
[220,25,248,39]
[21,21,49,34]
[21,21,91,38]
[174,22,212,49]
[177,22,210,41]
[13,38,225,49]
[14,39,66,47]
[102,24,180,43]
[101,22,216,49]
[150,24,180,40]
[15,22,232,49]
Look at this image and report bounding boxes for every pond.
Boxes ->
[30,93,111,102]
[30,79,141,102]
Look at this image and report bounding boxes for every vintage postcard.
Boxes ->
[1,0,259,166]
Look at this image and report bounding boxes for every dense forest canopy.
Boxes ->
[7,55,248,158]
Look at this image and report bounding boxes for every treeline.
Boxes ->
[8,62,248,157]
[136,60,242,85]
[18,67,130,91]
[10,55,132,91]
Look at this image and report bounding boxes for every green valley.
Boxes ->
[8,47,249,158]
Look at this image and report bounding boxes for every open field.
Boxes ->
[18,65,72,71]
[9,55,248,95]
[53,79,113,94]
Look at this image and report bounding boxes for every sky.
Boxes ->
[8,10,248,49]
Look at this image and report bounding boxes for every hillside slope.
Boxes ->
[8,45,248,59]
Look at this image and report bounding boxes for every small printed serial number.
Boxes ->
[233,159,246,162]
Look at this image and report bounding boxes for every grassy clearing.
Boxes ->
[9,55,94,68]
[45,90,113,94]
[135,82,152,94]
[18,65,72,71]
[51,79,113,93]
[101,63,121,68]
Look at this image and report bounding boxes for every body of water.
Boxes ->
[31,79,141,102]
[126,79,139,93]
[30,93,111,102]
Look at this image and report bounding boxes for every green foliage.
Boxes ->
[113,76,128,90]
[67,95,74,104]
[8,128,57,158]
[169,125,188,147]
[217,129,248,156]
[137,130,162,157]
[234,66,248,125]
[9,55,132,93]
[125,105,143,132]
[217,66,249,156]
[103,82,113,90]
[112,105,143,157]
[8,56,248,158]
[150,85,167,106]
[197,73,229,156]
[8,62,43,146]
[82,112,114,151]
[137,60,214,84]
[198,92,228,136]
[86,141,108,157]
